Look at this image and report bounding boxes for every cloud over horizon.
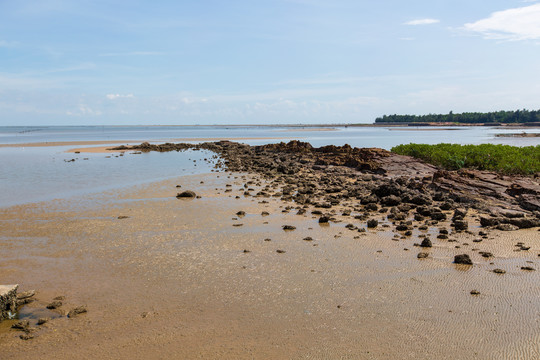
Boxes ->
[464,3,540,40]
[404,18,440,25]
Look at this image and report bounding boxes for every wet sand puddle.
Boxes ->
[1,170,540,359]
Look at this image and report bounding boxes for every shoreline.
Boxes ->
[1,140,539,359]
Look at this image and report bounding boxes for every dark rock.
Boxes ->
[497,224,519,231]
[454,254,473,265]
[276,249,286,254]
[417,252,429,259]
[282,225,296,231]
[381,195,401,206]
[453,220,468,231]
[318,216,330,224]
[367,219,378,228]
[521,266,535,271]
[67,306,87,318]
[46,301,62,309]
[470,290,480,295]
[493,268,506,274]
[420,238,432,247]
[176,190,196,198]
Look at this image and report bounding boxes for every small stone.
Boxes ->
[67,306,88,318]
[417,252,429,259]
[454,254,473,265]
[420,238,432,248]
[470,290,480,295]
[282,225,296,231]
[20,334,34,341]
[318,216,330,224]
[493,268,506,274]
[37,318,49,325]
[46,300,62,309]
[243,249,250,253]
[276,249,286,254]
[521,266,535,271]
[303,237,313,241]
[11,320,29,330]
[367,219,378,228]
[117,215,129,219]
[176,190,196,198]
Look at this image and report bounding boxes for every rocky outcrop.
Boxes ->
[0,285,18,321]
[110,140,540,229]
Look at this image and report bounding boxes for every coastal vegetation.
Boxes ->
[391,143,540,175]
[376,109,540,124]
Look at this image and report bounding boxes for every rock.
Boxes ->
[282,225,296,231]
[521,266,535,271]
[367,219,378,228]
[454,254,473,265]
[11,320,29,330]
[67,306,87,318]
[16,290,35,300]
[453,220,468,231]
[381,195,401,206]
[20,333,34,341]
[0,284,18,321]
[37,318,49,325]
[417,252,429,259]
[261,211,269,216]
[176,190,196,198]
[117,215,129,219]
[496,223,519,231]
[318,216,330,224]
[480,216,499,227]
[46,301,62,309]
[493,268,506,274]
[470,290,480,295]
[236,211,246,216]
[303,237,313,241]
[276,249,286,254]
[420,238,432,248]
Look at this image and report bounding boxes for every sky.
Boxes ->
[1,0,540,125]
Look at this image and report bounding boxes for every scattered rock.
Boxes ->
[367,219,378,228]
[493,268,506,274]
[176,190,196,198]
[454,254,473,265]
[420,238,432,248]
[67,306,87,318]
[282,225,296,231]
[46,300,62,309]
[417,252,429,259]
[470,290,480,295]
[276,249,286,254]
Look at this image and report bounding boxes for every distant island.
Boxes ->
[375,109,540,125]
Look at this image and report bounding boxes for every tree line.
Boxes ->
[375,109,540,124]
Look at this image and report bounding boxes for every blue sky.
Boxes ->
[1,0,540,125]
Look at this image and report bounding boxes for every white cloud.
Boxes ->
[404,19,440,26]
[0,40,18,48]
[106,93,134,100]
[99,51,164,57]
[464,4,540,40]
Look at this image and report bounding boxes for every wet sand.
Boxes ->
[0,137,289,149]
[1,168,540,359]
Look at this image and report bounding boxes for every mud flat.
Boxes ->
[1,141,539,359]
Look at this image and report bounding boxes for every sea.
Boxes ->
[1,125,538,208]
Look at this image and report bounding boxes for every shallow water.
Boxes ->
[1,125,538,208]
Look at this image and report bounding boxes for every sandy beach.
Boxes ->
[1,143,540,358]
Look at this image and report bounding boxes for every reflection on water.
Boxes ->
[0,147,216,208]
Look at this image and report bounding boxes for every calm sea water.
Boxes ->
[1,125,538,207]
